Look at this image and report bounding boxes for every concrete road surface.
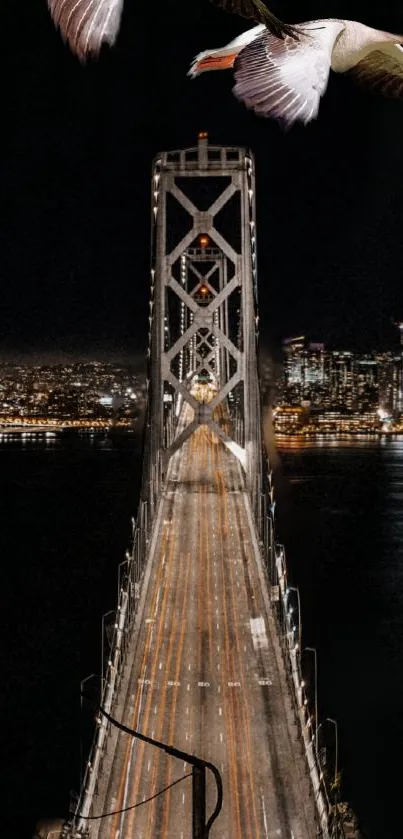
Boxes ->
[94,418,317,838]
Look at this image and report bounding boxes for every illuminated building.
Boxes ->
[281,336,306,404]
[377,352,403,416]
[328,351,355,410]
[0,361,145,427]
[354,355,378,412]
[281,337,327,406]
[275,336,403,434]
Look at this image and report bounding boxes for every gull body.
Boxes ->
[189,18,403,126]
[330,20,396,71]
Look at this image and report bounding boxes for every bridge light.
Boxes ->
[198,130,208,139]
[199,234,209,247]
[200,285,208,295]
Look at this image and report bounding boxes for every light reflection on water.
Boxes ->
[0,430,133,450]
[276,433,403,450]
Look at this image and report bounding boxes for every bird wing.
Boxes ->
[47,0,124,60]
[348,44,403,97]
[233,23,343,126]
[209,0,301,39]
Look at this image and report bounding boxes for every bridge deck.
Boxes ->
[95,423,317,838]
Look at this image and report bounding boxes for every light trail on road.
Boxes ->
[95,407,316,839]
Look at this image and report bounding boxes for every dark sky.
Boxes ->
[3,1,403,358]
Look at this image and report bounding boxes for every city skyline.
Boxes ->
[273,333,403,435]
[0,359,146,426]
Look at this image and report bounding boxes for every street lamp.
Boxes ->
[94,702,223,839]
[286,585,301,649]
[303,647,318,755]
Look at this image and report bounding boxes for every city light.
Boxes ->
[0,361,146,432]
[274,336,403,436]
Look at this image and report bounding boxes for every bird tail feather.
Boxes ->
[253,0,301,39]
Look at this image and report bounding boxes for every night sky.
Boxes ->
[3,1,403,359]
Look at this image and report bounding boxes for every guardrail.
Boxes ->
[273,543,332,839]
[64,491,155,838]
[255,460,335,837]
[61,418,170,836]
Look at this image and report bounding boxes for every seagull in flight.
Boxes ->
[46,0,299,61]
[189,17,403,127]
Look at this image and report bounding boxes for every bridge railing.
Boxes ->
[272,542,332,839]
[255,457,333,836]
[65,497,153,838]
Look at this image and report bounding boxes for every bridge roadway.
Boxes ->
[95,413,316,838]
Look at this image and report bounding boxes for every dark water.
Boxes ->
[275,437,403,839]
[1,431,142,838]
[2,433,402,838]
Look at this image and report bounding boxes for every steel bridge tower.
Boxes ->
[145,132,262,520]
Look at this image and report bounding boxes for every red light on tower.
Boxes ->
[200,285,208,296]
[199,234,209,248]
[198,131,208,140]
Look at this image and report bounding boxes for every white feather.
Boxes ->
[47,0,124,59]
[190,17,403,126]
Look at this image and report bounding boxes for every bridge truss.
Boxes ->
[145,132,262,522]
